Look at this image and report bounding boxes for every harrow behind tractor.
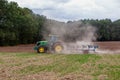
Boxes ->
[34,35,98,53]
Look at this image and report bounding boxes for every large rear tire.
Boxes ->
[53,43,63,53]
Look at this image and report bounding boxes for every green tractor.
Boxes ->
[34,35,63,53]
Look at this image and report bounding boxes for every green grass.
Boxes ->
[0,52,120,80]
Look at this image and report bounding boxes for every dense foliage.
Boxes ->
[0,0,46,46]
[0,0,120,46]
[81,19,120,41]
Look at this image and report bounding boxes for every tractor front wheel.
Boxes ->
[37,46,47,53]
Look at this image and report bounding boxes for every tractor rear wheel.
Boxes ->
[53,43,63,53]
[37,46,47,53]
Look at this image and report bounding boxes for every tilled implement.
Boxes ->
[63,43,98,53]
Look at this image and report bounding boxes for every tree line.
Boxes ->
[81,19,120,41]
[0,0,120,46]
[0,0,46,46]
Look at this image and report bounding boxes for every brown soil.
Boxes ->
[0,42,120,53]
[0,44,35,52]
[94,41,120,50]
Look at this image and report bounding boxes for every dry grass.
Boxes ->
[0,52,120,80]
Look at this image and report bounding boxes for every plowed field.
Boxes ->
[0,42,120,53]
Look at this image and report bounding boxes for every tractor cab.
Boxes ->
[47,35,59,45]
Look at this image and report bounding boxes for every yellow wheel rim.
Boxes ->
[55,45,62,52]
[39,47,45,53]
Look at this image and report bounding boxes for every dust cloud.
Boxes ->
[42,19,98,53]
[43,19,97,42]
[41,19,120,54]
[96,49,120,54]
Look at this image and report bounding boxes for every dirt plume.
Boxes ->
[42,20,98,53]
[43,20,97,42]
